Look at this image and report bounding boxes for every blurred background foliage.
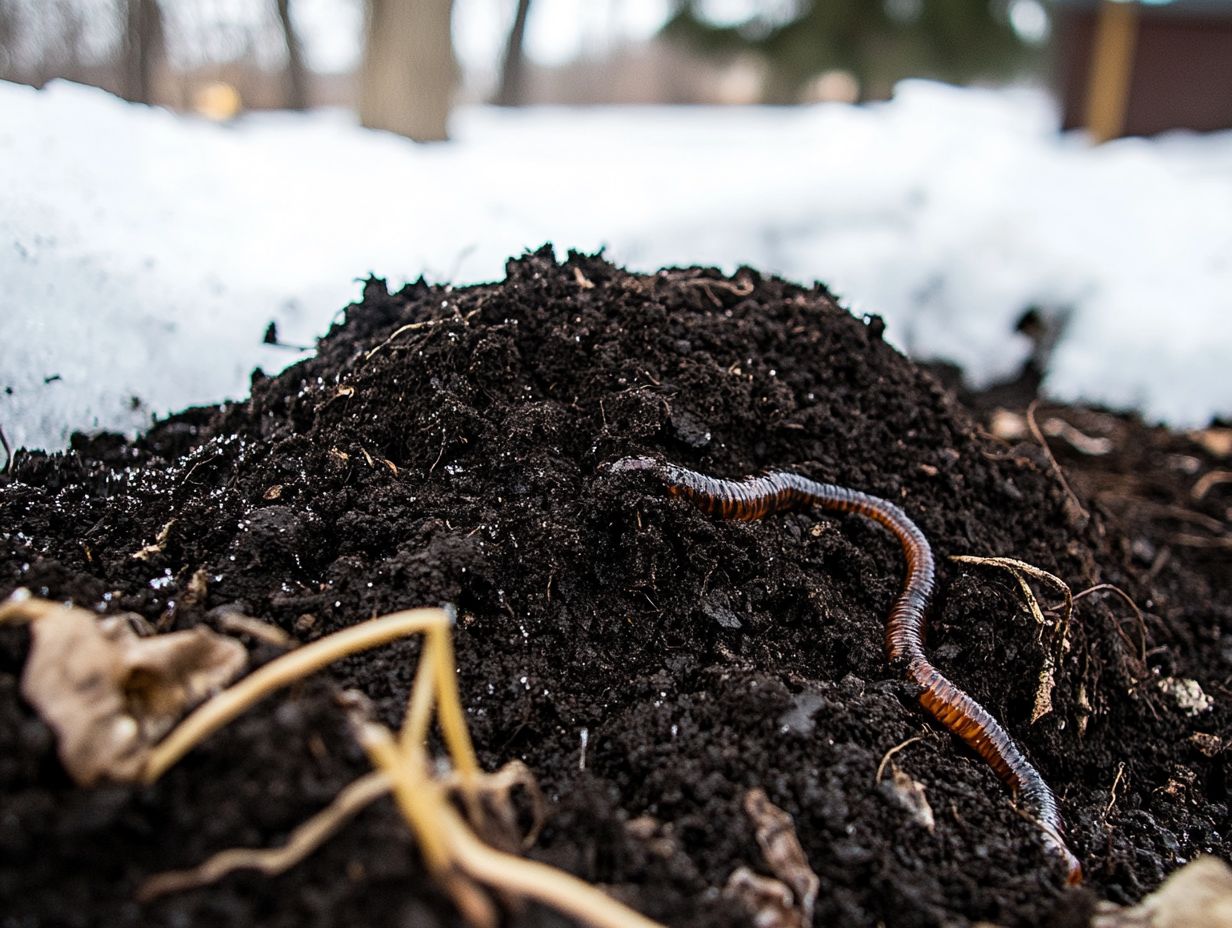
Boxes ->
[0,0,1051,116]
[0,1,1226,141]
[662,0,1043,102]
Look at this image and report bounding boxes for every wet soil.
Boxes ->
[1,247,1228,928]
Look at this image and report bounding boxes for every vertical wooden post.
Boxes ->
[1085,0,1140,143]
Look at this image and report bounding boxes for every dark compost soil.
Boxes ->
[1,247,1228,928]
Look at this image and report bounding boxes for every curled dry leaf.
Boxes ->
[132,519,176,561]
[728,789,820,928]
[18,600,246,785]
[724,867,800,928]
[1092,856,1232,928]
[882,762,935,832]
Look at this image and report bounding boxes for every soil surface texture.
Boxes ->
[2,247,1228,928]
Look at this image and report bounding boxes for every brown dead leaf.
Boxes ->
[735,788,820,928]
[15,598,246,785]
[883,762,935,832]
[724,867,800,928]
[1092,856,1232,928]
[132,519,176,561]
[1189,732,1224,757]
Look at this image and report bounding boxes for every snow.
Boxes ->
[2,78,1231,452]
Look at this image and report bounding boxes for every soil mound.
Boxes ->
[1,247,1227,927]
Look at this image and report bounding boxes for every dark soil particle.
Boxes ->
[1,246,1228,927]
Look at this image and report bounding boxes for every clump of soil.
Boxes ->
[1,247,1228,927]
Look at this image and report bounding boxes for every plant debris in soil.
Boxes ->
[1,246,1228,928]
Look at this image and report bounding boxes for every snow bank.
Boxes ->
[2,79,1230,451]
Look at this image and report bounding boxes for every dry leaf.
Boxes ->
[883,763,935,832]
[735,789,820,928]
[1092,856,1232,928]
[1189,732,1223,757]
[132,519,176,561]
[724,867,800,928]
[18,602,246,785]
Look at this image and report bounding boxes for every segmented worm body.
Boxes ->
[612,455,1081,884]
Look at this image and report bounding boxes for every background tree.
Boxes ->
[275,0,308,110]
[662,0,1041,103]
[360,0,456,142]
[122,0,164,104]
[494,0,532,106]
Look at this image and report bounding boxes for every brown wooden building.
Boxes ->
[1056,0,1232,137]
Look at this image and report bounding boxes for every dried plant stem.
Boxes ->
[429,619,479,782]
[143,608,449,783]
[951,555,1073,724]
[15,591,665,927]
[365,716,663,928]
[360,721,453,874]
[443,807,667,928]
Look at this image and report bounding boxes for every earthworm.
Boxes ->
[611,455,1082,884]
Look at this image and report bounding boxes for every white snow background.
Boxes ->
[2,77,1231,453]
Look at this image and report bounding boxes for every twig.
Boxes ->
[1027,400,1089,525]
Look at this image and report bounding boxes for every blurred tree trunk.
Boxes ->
[276,0,309,110]
[123,0,163,104]
[360,0,456,142]
[0,6,14,81]
[494,0,532,106]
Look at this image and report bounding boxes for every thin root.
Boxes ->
[875,735,924,783]
[136,770,391,901]
[442,759,547,850]
[1026,401,1090,526]
[364,308,481,362]
[1073,583,1149,666]
[1102,761,1126,823]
